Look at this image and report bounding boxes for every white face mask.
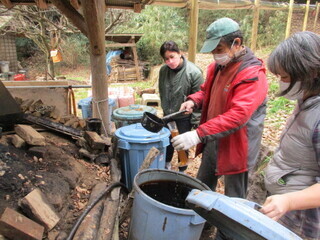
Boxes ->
[213,40,235,66]
[279,81,303,100]
[213,53,232,66]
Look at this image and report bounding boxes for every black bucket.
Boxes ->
[141,110,187,133]
[86,118,102,135]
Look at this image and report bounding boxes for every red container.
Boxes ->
[14,74,26,81]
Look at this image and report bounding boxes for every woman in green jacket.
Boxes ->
[158,41,204,170]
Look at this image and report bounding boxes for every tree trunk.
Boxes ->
[46,55,55,80]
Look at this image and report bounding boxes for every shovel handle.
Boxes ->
[162,110,188,122]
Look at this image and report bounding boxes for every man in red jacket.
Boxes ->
[172,17,268,199]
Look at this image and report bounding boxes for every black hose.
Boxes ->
[66,181,128,240]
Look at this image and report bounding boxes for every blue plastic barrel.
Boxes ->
[115,123,170,190]
[77,97,93,119]
[186,190,302,240]
[77,97,116,131]
[128,169,210,240]
[112,104,156,128]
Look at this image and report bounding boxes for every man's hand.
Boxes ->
[171,130,201,150]
[180,100,195,114]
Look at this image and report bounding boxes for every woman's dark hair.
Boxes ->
[160,41,180,59]
[220,30,243,47]
[268,31,320,97]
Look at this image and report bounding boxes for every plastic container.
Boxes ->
[14,74,26,81]
[0,61,9,73]
[186,190,302,240]
[115,123,170,190]
[109,87,135,108]
[112,104,156,128]
[77,97,116,131]
[128,169,210,240]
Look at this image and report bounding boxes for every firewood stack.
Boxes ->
[14,97,112,165]
[109,56,148,82]
[15,97,87,131]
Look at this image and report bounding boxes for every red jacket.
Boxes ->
[189,49,268,175]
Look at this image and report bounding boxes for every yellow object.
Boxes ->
[50,49,62,63]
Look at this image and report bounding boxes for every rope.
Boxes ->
[92,98,109,135]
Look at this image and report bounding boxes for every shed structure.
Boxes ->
[105,33,143,82]
[0,0,318,135]
[0,16,18,74]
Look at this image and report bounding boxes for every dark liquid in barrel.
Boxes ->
[139,180,194,209]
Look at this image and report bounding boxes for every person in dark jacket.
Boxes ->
[158,41,204,171]
[261,31,320,240]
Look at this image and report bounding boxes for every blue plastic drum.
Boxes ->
[115,123,170,190]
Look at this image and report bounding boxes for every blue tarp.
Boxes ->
[106,50,123,75]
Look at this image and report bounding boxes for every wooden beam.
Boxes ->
[82,1,105,55]
[0,0,13,8]
[188,0,199,63]
[250,0,260,52]
[82,0,109,135]
[151,1,188,8]
[285,0,294,39]
[314,2,320,31]
[105,43,136,48]
[132,45,141,81]
[3,81,68,87]
[35,0,48,9]
[199,2,253,10]
[303,0,310,31]
[134,3,142,13]
[70,0,81,10]
[50,0,87,36]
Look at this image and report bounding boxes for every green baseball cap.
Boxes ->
[200,18,240,53]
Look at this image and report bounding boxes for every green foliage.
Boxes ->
[257,10,287,48]
[266,73,295,116]
[198,9,287,50]
[15,37,39,61]
[113,5,189,65]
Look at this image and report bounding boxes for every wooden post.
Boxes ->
[314,2,320,31]
[303,0,311,31]
[251,0,260,52]
[188,0,199,63]
[285,0,294,39]
[130,37,141,81]
[82,0,109,136]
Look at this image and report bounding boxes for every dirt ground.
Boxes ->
[0,124,268,240]
[0,130,111,240]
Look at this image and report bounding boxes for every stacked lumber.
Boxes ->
[109,57,148,82]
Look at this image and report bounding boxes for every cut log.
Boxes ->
[96,158,121,240]
[0,207,44,240]
[19,188,60,231]
[11,134,26,148]
[73,182,107,240]
[84,131,107,150]
[15,124,46,146]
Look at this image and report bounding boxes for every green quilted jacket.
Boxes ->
[158,56,204,124]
